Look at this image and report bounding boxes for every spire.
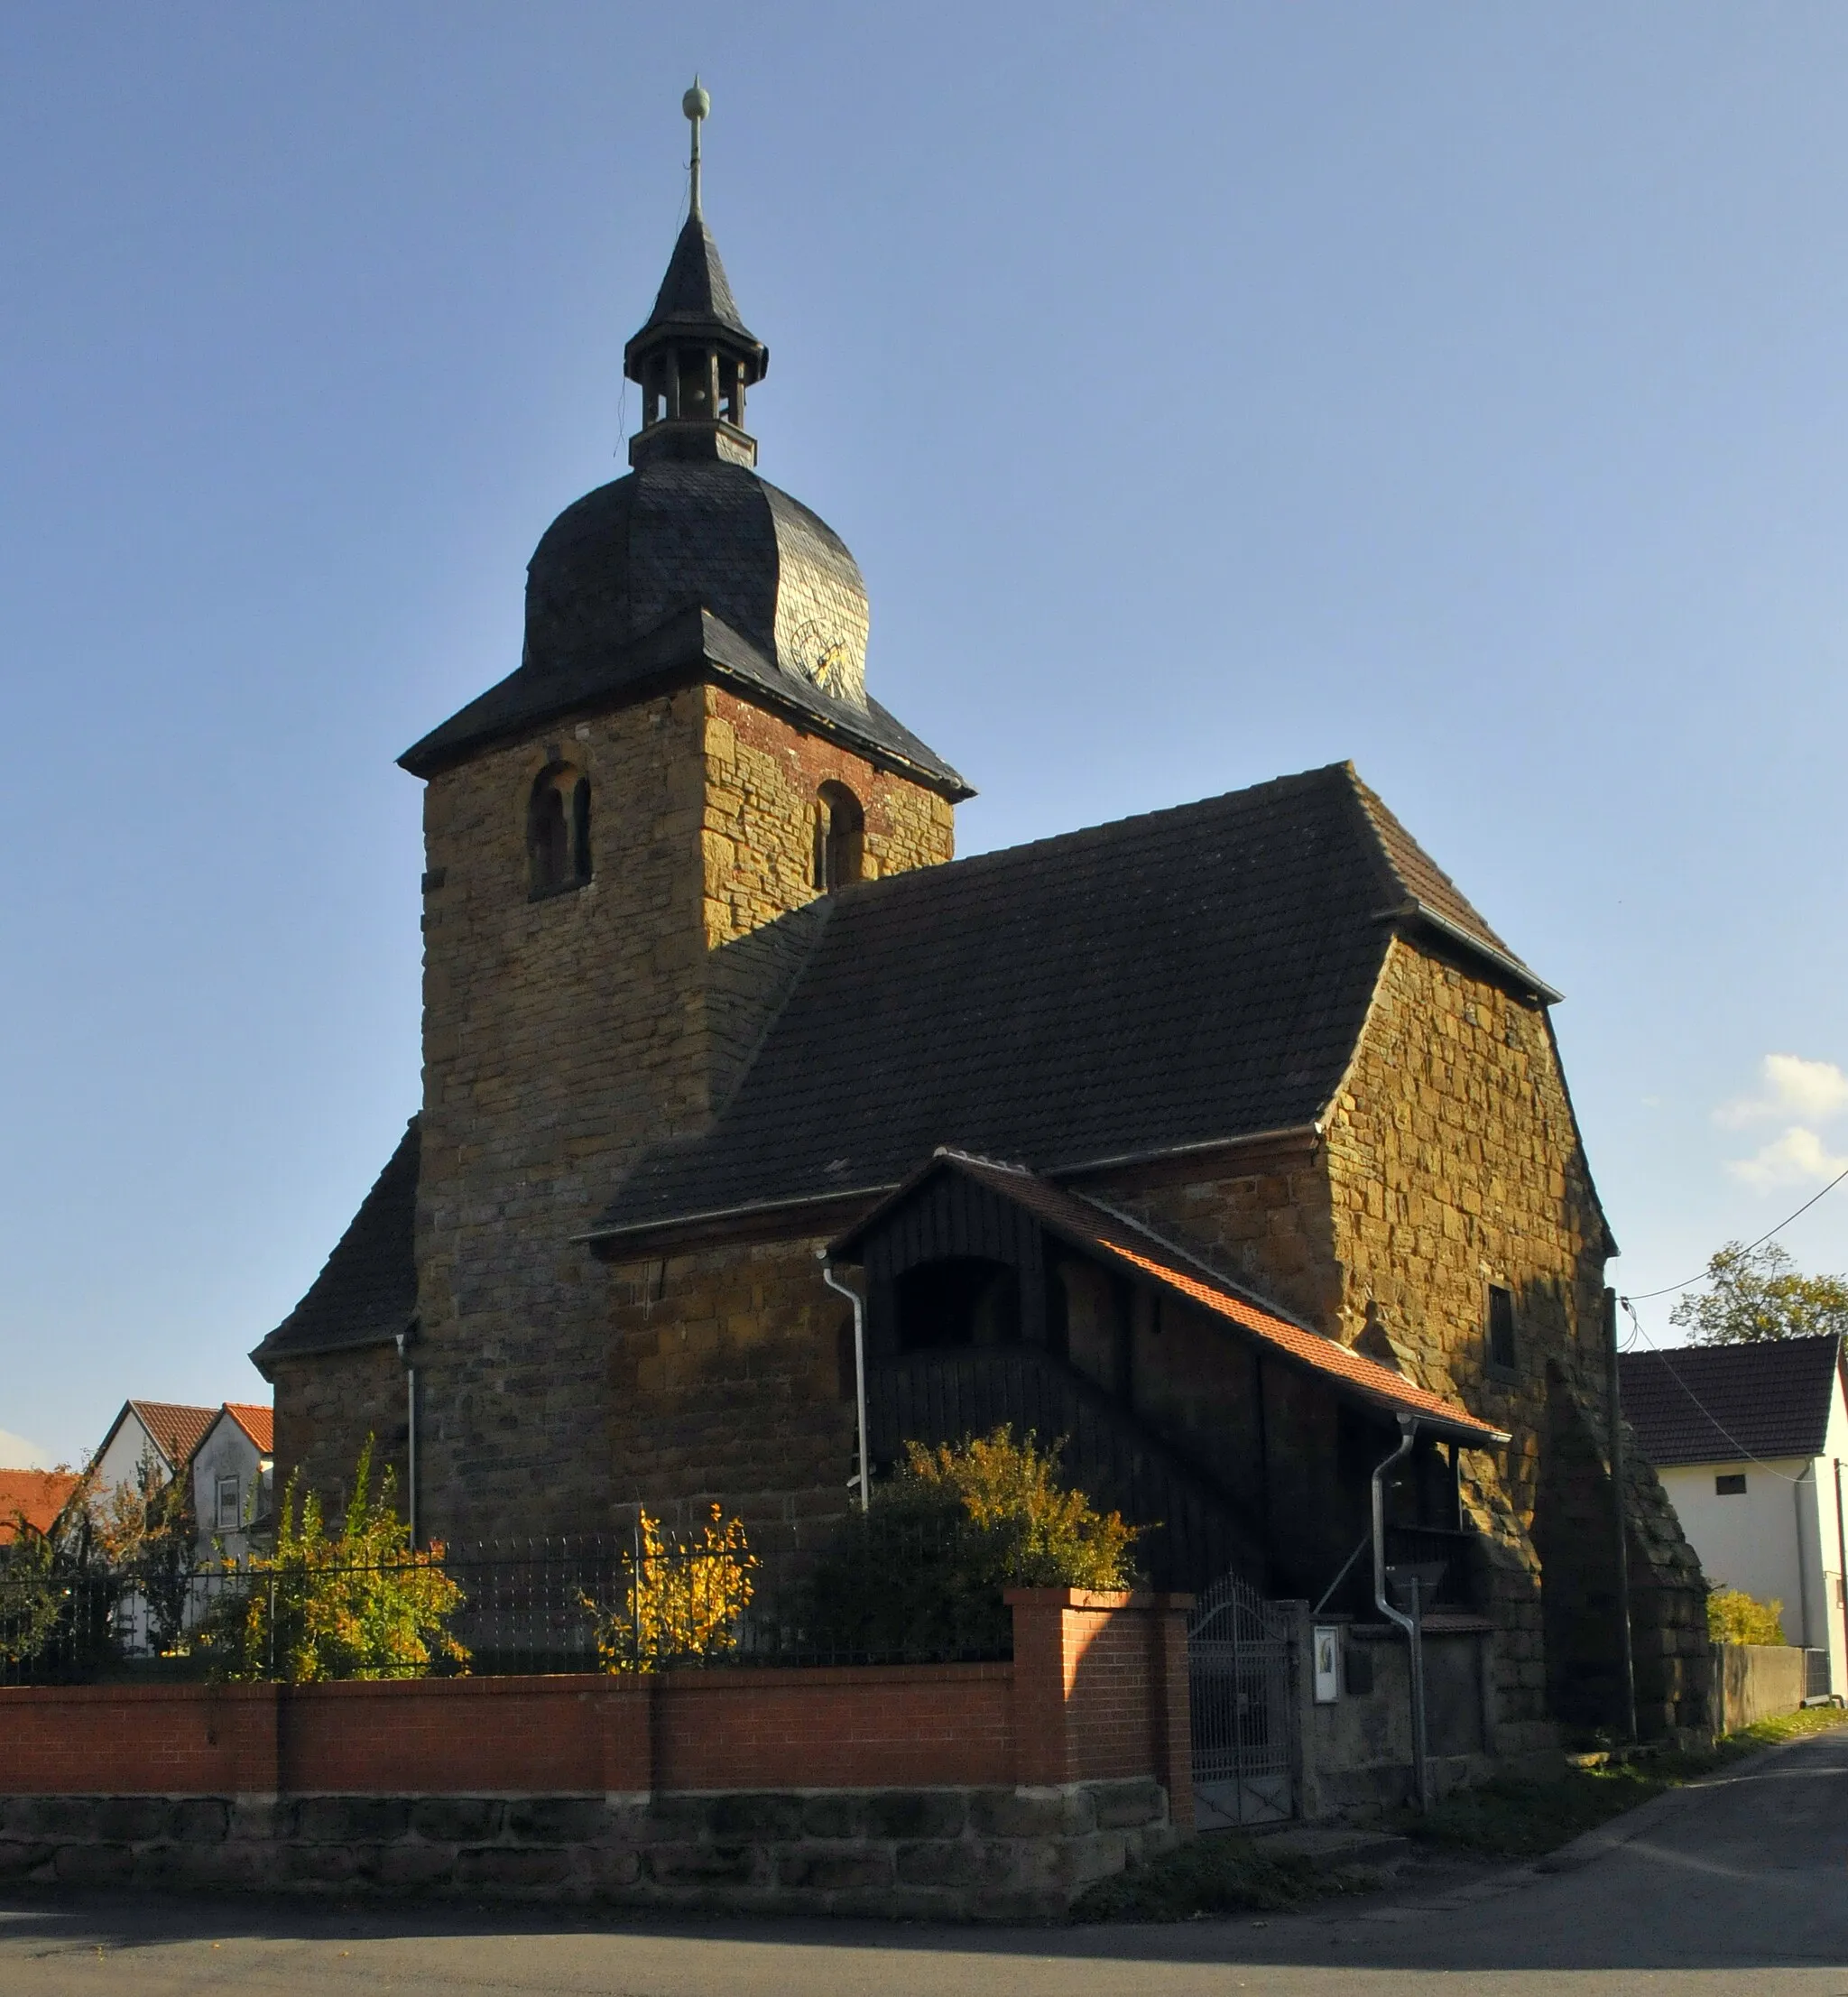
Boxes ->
[624,83,769,470]
[686,77,707,217]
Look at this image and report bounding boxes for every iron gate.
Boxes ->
[1187,1568,1298,1829]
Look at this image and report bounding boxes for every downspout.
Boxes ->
[1372,1414,1430,1812]
[1604,1288,1638,1741]
[820,1260,870,1515]
[1794,1463,1815,1651]
[394,1327,419,1548]
[1834,1459,1847,1700]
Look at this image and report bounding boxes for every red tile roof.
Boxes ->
[0,1469,82,1544]
[123,1401,220,1470]
[221,1404,274,1454]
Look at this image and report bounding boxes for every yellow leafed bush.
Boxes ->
[582,1505,756,1671]
[1707,1586,1787,1646]
[199,1438,468,1682]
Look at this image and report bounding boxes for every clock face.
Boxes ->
[790,619,852,695]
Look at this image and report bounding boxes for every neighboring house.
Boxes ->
[189,1404,274,1564]
[250,111,1710,1745]
[91,1401,219,1509]
[0,1469,81,1546]
[87,1399,274,1649]
[1621,1336,1848,1696]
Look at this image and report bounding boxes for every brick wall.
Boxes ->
[0,1594,1187,1810]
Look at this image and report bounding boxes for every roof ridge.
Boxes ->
[836,762,1359,910]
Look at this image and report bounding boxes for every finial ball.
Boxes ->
[683,82,710,123]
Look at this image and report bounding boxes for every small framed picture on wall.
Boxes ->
[1313,1625,1341,1703]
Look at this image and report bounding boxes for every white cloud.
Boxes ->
[1716,1054,1848,1129]
[0,1427,54,1470]
[1727,1125,1848,1189]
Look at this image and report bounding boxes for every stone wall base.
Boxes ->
[0,1780,1178,1922]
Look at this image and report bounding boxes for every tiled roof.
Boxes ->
[592,762,1548,1244]
[221,1404,274,1454]
[835,1151,1508,1448]
[250,1120,420,1370]
[1620,1337,1843,1467]
[123,1401,220,1470]
[0,1469,81,1544]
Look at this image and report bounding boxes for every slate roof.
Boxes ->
[836,1152,1508,1447]
[0,1469,81,1544]
[624,212,767,376]
[589,761,1553,1244]
[1620,1337,1843,1467]
[250,1121,420,1372]
[400,595,966,796]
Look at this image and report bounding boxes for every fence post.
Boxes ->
[1152,1591,1196,1834]
[1007,1588,1073,1787]
[1281,1598,1316,1823]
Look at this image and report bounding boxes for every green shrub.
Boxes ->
[198,1438,468,1682]
[797,1427,1139,1660]
[1708,1586,1787,1646]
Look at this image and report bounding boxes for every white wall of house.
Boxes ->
[92,1412,167,1498]
[1655,1381,1848,1696]
[189,1418,271,1567]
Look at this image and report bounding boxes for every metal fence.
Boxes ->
[0,1512,1016,1687]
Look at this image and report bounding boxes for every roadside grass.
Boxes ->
[1070,1835,1345,1923]
[1395,1705,1848,1862]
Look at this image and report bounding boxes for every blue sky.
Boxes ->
[4,4,1846,1466]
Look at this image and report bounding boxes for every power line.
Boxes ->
[1620,1161,1848,1305]
[1619,1299,1809,1485]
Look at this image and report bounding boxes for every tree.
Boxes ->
[1668,1242,1848,1345]
[88,1443,199,1654]
[0,1475,115,1682]
[198,1438,467,1682]
[1708,1586,1787,1645]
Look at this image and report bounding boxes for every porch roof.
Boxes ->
[830,1150,1510,1450]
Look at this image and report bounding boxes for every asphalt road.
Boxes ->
[5,1727,1847,1994]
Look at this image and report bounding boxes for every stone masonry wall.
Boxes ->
[404,683,951,1542]
[1092,937,1706,1742]
[605,1233,855,1531]
[1322,937,1706,1740]
[270,1345,406,1527]
[0,1780,1175,1920]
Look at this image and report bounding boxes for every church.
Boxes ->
[253,93,1707,1745]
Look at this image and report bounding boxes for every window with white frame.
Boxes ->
[215,1474,240,1530]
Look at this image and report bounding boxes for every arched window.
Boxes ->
[528,763,592,898]
[815,782,864,892]
[895,1257,1021,1354]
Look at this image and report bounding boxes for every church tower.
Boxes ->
[392,89,967,1539]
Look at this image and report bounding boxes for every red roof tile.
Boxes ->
[0,1469,81,1543]
[221,1404,274,1454]
[124,1401,220,1469]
